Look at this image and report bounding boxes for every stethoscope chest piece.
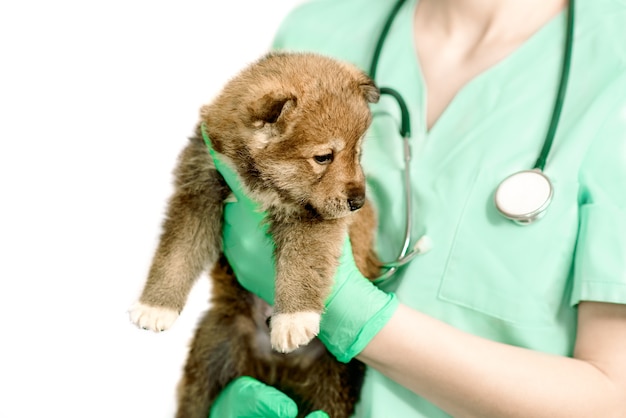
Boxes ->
[494,169,553,225]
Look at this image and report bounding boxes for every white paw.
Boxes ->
[128,301,179,332]
[270,311,321,353]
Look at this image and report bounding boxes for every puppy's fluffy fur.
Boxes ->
[130,52,381,417]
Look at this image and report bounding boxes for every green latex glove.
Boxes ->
[202,126,399,362]
[210,376,329,418]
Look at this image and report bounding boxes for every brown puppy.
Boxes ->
[129,51,381,417]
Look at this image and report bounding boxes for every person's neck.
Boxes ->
[416,0,567,46]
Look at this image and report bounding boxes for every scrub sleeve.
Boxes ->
[571,76,626,306]
[272,0,626,416]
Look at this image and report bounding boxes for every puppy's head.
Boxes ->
[202,52,379,219]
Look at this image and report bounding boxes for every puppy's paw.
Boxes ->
[128,301,179,332]
[270,311,321,353]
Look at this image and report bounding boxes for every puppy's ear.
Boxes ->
[248,93,296,149]
[359,77,380,104]
[249,93,297,126]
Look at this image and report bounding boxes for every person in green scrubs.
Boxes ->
[210,0,626,416]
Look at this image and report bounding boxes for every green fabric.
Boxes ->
[210,376,329,418]
[271,0,626,416]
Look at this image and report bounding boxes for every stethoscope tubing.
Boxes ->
[371,0,575,282]
[495,0,574,224]
[534,0,575,171]
[370,0,416,284]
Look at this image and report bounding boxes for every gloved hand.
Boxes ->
[210,376,329,418]
[203,128,399,363]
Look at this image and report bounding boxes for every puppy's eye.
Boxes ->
[313,153,333,165]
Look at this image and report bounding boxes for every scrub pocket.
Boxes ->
[438,174,580,327]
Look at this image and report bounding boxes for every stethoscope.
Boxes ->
[372,0,575,284]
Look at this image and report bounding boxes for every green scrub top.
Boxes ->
[273,0,626,416]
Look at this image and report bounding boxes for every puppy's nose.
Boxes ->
[348,195,365,211]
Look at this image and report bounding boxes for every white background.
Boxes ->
[0,1,305,417]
